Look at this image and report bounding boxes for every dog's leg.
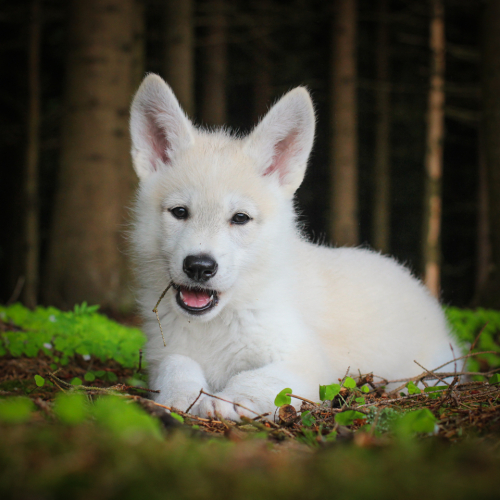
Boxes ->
[191,361,324,421]
[151,354,211,413]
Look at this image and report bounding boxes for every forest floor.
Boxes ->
[2,308,500,499]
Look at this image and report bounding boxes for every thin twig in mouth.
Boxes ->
[152,282,173,347]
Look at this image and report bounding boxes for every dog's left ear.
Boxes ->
[243,87,315,197]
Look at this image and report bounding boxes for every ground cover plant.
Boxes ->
[2,303,500,499]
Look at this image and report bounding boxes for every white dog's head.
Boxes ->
[130,74,315,321]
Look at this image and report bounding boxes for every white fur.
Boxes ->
[129,74,458,421]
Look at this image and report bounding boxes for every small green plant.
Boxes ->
[300,410,315,427]
[319,383,340,401]
[334,410,366,426]
[0,303,145,369]
[53,392,89,425]
[0,397,34,424]
[393,408,437,437]
[274,388,292,407]
[446,307,500,371]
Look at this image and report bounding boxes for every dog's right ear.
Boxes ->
[243,87,315,198]
[130,74,194,181]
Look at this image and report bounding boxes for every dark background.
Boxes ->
[0,0,487,309]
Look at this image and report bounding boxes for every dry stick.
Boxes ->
[152,282,173,347]
[450,343,457,374]
[137,349,143,373]
[200,390,261,417]
[340,366,351,385]
[333,365,352,408]
[431,351,496,372]
[286,393,319,406]
[142,399,225,424]
[185,388,204,414]
[414,359,449,386]
[385,352,497,387]
[198,390,280,428]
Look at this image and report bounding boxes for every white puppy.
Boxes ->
[129,74,457,420]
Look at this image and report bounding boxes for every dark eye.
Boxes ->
[231,213,251,225]
[170,207,189,220]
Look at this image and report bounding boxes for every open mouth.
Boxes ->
[173,284,219,315]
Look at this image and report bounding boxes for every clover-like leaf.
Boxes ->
[406,381,421,394]
[395,408,437,435]
[170,412,184,424]
[274,388,292,407]
[334,410,366,426]
[301,410,316,427]
[343,377,356,389]
[319,383,341,401]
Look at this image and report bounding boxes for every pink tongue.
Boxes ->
[180,287,211,308]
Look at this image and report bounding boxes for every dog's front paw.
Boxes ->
[191,393,257,421]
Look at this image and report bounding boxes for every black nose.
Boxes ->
[183,254,218,282]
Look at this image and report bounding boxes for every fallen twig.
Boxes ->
[185,388,204,414]
[286,393,319,406]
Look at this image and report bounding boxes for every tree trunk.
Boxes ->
[474,129,492,302]
[200,0,227,126]
[422,0,445,299]
[163,0,194,116]
[252,0,272,121]
[45,0,139,311]
[330,0,359,246]
[372,0,391,254]
[132,0,145,89]
[479,0,500,308]
[24,0,41,309]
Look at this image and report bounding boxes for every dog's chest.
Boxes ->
[175,309,277,392]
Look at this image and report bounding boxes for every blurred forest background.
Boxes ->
[1,0,499,314]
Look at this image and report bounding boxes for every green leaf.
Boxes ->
[325,430,337,442]
[106,371,118,382]
[361,385,370,393]
[54,392,88,425]
[489,373,500,384]
[343,377,356,389]
[319,383,341,401]
[170,412,184,423]
[92,396,162,440]
[274,388,292,407]
[301,410,316,427]
[126,377,147,388]
[406,381,421,394]
[395,408,437,435]
[71,377,82,386]
[0,397,34,423]
[319,385,326,401]
[424,386,447,393]
[84,372,96,382]
[334,410,366,426]
[355,396,366,404]
[34,375,45,387]
[94,370,106,378]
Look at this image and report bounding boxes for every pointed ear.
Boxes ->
[130,74,195,180]
[243,87,315,197]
